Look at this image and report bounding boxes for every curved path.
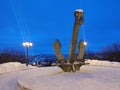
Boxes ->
[0,66,120,90]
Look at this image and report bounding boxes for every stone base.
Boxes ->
[56,62,89,72]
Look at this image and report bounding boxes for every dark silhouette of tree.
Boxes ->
[0,49,25,64]
[84,50,95,59]
[84,50,102,60]
[100,42,120,62]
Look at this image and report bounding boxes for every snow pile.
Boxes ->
[17,66,120,90]
[0,62,36,74]
[85,59,120,67]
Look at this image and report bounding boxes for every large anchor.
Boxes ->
[53,9,88,72]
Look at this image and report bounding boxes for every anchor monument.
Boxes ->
[54,9,88,72]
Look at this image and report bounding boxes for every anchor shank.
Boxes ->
[69,10,84,63]
[69,23,80,63]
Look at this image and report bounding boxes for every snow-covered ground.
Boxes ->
[0,62,37,74]
[0,60,120,90]
[0,60,120,74]
[86,59,120,67]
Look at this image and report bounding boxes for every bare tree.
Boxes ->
[100,42,120,62]
[0,49,25,64]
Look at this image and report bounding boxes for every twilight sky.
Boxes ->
[0,0,120,55]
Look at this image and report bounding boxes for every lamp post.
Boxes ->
[23,42,33,66]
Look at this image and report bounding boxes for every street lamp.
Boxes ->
[23,42,33,66]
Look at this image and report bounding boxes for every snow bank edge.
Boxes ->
[17,80,32,90]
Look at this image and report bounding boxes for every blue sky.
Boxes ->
[0,0,120,55]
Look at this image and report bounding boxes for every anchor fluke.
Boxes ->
[53,39,67,63]
[76,40,87,62]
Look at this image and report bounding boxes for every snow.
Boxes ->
[17,66,120,90]
[0,62,36,74]
[75,9,84,12]
[0,60,120,90]
[1,60,119,75]
[85,59,120,67]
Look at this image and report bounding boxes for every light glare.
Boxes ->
[23,42,33,47]
[84,42,87,46]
